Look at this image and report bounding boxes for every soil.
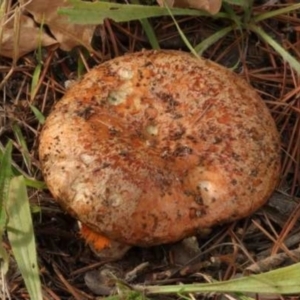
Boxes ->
[1,2,300,299]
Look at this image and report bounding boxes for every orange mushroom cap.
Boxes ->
[39,50,281,256]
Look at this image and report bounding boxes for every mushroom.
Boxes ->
[39,50,281,258]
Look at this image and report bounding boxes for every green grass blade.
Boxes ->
[130,0,160,50]
[253,4,300,23]
[138,263,300,295]
[30,105,45,125]
[249,24,300,76]
[23,177,46,189]
[30,63,42,101]
[0,141,12,228]
[163,2,198,58]
[77,53,87,77]
[222,2,244,26]
[30,20,45,101]
[6,176,43,300]
[13,124,32,172]
[0,141,12,286]
[139,18,160,50]
[0,145,46,186]
[195,25,233,55]
[58,0,214,24]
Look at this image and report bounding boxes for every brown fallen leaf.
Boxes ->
[0,12,57,59]
[157,0,175,8]
[20,0,96,51]
[157,0,222,15]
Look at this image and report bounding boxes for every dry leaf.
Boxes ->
[0,13,57,59]
[156,0,175,7]
[20,0,96,51]
[157,0,222,14]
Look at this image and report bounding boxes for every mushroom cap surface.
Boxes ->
[39,50,281,247]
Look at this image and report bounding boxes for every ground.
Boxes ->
[1,1,300,299]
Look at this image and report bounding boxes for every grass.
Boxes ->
[137,262,300,294]
[0,0,300,299]
[59,1,300,74]
[6,175,43,300]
